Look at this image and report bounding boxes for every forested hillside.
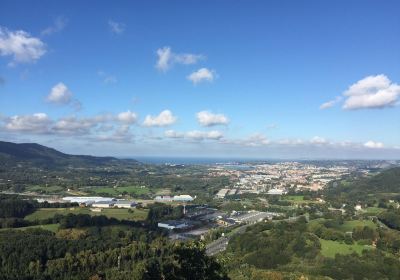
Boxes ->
[0,141,139,168]
[323,167,400,204]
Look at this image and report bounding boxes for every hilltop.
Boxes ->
[0,140,138,168]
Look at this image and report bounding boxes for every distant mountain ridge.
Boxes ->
[0,140,138,168]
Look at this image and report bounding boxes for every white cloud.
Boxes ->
[187,68,216,84]
[96,125,133,143]
[41,16,68,36]
[342,75,400,110]
[319,96,342,110]
[117,110,137,124]
[241,133,270,146]
[310,136,328,145]
[186,130,223,140]
[53,116,96,135]
[196,111,229,127]
[143,110,177,127]
[277,138,304,145]
[364,141,384,149]
[155,46,204,72]
[156,47,172,71]
[164,130,184,138]
[108,20,125,34]
[47,82,72,104]
[4,113,51,133]
[0,26,46,65]
[46,83,81,111]
[98,71,117,84]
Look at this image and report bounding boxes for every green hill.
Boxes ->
[324,167,400,204]
[0,140,138,168]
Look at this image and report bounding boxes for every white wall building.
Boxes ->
[91,201,115,208]
[114,201,137,208]
[158,220,189,230]
[173,195,194,202]
[267,189,286,195]
[63,196,114,204]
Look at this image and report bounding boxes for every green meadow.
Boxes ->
[319,239,372,258]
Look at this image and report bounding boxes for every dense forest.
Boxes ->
[0,194,227,280]
[0,229,227,280]
[323,167,400,205]
[224,218,400,279]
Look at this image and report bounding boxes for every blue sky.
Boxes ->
[0,0,399,159]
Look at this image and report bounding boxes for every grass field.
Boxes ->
[0,223,59,233]
[338,220,377,232]
[91,186,151,196]
[285,195,304,201]
[25,207,149,222]
[319,239,372,258]
[26,185,65,193]
[308,218,377,233]
[283,195,319,205]
[364,207,385,215]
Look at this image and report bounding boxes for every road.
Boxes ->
[206,236,230,256]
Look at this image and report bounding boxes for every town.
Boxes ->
[212,161,353,197]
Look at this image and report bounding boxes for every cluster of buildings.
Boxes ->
[212,162,350,198]
[62,196,137,209]
[157,204,282,241]
[154,194,194,202]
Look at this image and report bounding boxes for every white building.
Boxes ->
[63,196,114,204]
[155,195,173,202]
[114,200,137,208]
[158,220,190,230]
[267,189,286,195]
[91,201,115,208]
[173,195,194,202]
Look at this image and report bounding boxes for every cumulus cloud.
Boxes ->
[187,68,216,84]
[319,96,342,110]
[364,141,384,149]
[108,20,125,34]
[53,116,96,135]
[41,16,68,36]
[1,110,140,139]
[47,82,72,104]
[186,130,223,140]
[241,133,270,146]
[143,110,177,127]
[46,83,82,111]
[0,26,46,65]
[342,75,400,110]
[116,110,137,124]
[96,125,133,143]
[196,111,229,127]
[155,46,204,72]
[4,113,51,133]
